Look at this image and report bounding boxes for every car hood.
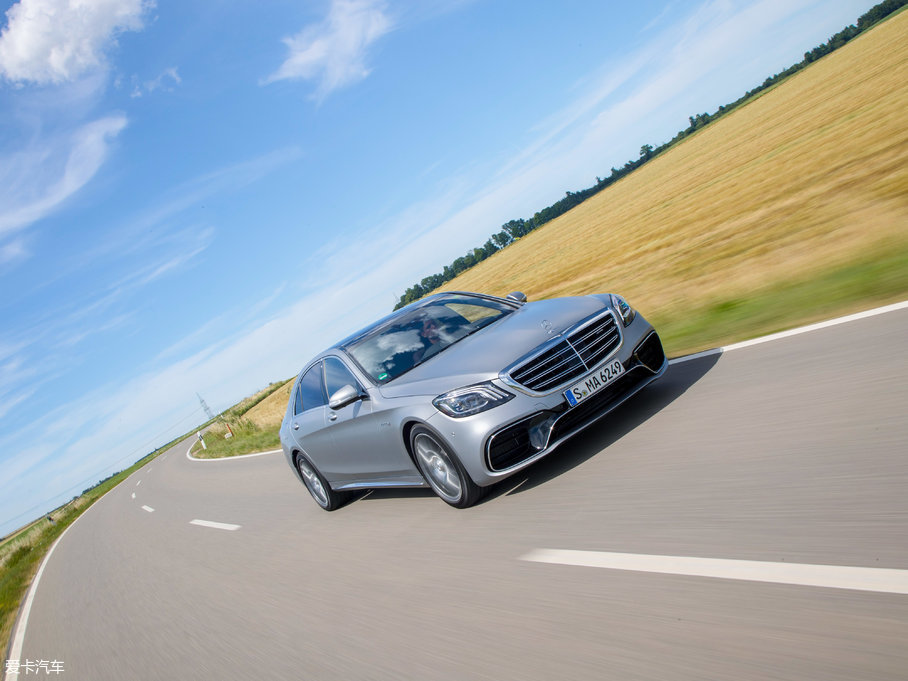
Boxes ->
[378,295,608,398]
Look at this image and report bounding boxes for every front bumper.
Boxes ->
[426,313,667,487]
[486,332,665,472]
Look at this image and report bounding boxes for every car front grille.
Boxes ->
[507,311,621,392]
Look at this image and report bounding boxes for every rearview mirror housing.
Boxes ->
[328,384,366,410]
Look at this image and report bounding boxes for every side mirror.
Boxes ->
[328,384,366,410]
[506,291,527,304]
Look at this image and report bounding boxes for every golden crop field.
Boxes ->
[439,10,908,353]
[244,379,293,427]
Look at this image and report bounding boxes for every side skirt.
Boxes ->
[332,478,429,491]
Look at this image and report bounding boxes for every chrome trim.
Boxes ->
[332,479,428,491]
[500,308,623,396]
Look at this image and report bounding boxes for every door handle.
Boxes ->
[328,412,337,421]
[292,423,299,430]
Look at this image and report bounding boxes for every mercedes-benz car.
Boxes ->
[280,290,666,510]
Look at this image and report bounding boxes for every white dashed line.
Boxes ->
[190,519,241,531]
[131,493,136,499]
[521,549,908,595]
[141,505,155,513]
[136,480,141,486]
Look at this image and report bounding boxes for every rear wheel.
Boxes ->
[410,426,484,508]
[295,452,347,511]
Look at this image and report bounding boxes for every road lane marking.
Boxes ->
[520,549,908,595]
[670,299,908,364]
[4,482,112,680]
[190,519,241,531]
[141,505,155,513]
[5,522,74,681]
[131,493,136,499]
[5,434,196,681]
[185,444,282,462]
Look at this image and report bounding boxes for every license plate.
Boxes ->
[563,359,624,407]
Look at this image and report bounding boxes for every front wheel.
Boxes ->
[295,452,348,511]
[410,426,484,508]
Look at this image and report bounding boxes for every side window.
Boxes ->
[324,356,362,401]
[293,378,304,415]
[297,362,326,412]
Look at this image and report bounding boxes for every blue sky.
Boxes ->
[0,0,869,535]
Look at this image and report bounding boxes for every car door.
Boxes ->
[322,355,420,484]
[288,361,334,470]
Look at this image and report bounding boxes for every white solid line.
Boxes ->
[190,519,241,531]
[5,434,195,679]
[141,505,155,513]
[521,549,908,595]
[185,444,282,462]
[4,523,75,681]
[669,299,908,365]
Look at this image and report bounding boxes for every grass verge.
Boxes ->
[190,419,281,459]
[654,240,908,356]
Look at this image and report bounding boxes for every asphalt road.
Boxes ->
[10,306,908,680]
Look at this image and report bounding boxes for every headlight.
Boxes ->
[610,294,636,327]
[433,382,514,418]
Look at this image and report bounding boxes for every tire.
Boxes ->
[294,452,347,511]
[410,426,484,508]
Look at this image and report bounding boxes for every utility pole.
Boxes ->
[197,393,215,422]
[197,392,234,438]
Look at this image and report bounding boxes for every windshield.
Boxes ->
[344,295,515,383]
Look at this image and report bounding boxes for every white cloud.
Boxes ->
[0,353,39,420]
[0,0,151,85]
[0,115,128,239]
[0,237,28,264]
[67,148,299,270]
[101,225,215,291]
[131,66,180,98]
[264,0,392,99]
[145,66,179,92]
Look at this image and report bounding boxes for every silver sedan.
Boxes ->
[280,291,666,509]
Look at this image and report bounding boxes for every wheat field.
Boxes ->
[438,11,907,344]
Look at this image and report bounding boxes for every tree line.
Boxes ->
[393,0,906,310]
